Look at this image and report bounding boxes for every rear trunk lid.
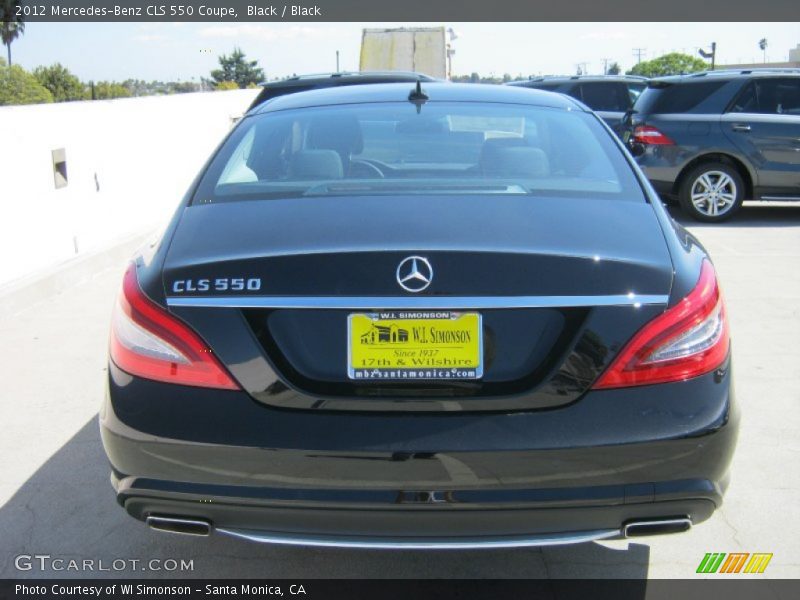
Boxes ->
[163,195,673,411]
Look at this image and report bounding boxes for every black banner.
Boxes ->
[7,0,800,22]
[3,580,800,600]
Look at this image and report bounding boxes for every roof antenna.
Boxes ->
[408,80,429,113]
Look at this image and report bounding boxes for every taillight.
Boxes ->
[593,260,729,389]
[109,264,239,390]
[632,125,675,145]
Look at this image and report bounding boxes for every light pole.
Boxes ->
[446,28,459,80]
[698,42,716,70]
[759,38,768,63]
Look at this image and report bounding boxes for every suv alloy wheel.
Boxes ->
[679,163,744,222]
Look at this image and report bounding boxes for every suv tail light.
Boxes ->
[109,264,239,390]
[593,260,729,389]
[632,125,675,146]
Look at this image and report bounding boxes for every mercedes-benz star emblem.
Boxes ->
[396,256,433,293]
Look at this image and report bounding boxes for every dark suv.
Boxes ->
[508,75,648,128]
[625,69,800,222]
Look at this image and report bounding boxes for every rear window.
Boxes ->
[634,81,727,114]
[193,102,643,204]
[627,83,646,105]
[578,82,630,112]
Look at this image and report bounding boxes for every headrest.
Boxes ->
[307,114,364,155]
[481,146,550,178]
[289,150,344,180]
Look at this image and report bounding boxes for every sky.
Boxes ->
[10,22,800,82]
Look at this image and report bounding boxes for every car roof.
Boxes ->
[248,71,437,110]
[649,68,800,85]
[260,71,436,87]
[250,82,586,115]
[508,75,649,86]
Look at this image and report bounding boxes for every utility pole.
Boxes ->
[633,48,646,64]
[601,58,611,75]
[336,50,340,73]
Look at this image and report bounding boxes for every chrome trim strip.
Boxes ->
[760,196,800,201]
[166,294,668,309]
[215,527,621,549]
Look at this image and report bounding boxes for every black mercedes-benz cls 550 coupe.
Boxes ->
[101,82,738,548]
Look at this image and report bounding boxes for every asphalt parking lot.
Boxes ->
[1,202,798,580]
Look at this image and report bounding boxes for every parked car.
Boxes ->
[102,82,737,548]
[248,71,436,111]
[624,69,800,222]
[508,75,648,129]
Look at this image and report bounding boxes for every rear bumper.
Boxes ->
[635,161,681,196]
[101,360,738,546]
[119,480,714,548]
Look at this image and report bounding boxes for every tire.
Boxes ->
[678,163,744,223]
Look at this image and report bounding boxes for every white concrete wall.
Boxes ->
[0,89,259,286]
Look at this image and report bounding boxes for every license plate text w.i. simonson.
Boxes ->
[348,312,483,380]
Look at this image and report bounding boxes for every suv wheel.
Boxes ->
[679,163,744,222]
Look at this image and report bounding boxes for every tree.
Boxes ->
[607,62,622,75]
[33,63,87,102]
[210,48,264,89]
[1,0,24,66]
[627,52,708,77]
[92,81,131,100]
[172,81,200,94]
[0,61,53,105]
[214,80,239,91]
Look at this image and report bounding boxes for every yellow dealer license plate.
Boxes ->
[348,311,483,381]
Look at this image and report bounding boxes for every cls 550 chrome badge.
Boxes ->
[171,278,262,294]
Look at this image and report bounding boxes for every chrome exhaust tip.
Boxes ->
[146,515,211,537]
[622,517,692,538]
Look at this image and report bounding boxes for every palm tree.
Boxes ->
[1,0,25,66]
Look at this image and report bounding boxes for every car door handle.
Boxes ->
[732,124,751,132]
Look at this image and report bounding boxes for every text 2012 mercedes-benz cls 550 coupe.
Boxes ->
[100,82,738,548]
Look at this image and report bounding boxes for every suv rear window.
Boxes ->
[635,81,727,113]
[578,82,630,111]
[193,102,643,204]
